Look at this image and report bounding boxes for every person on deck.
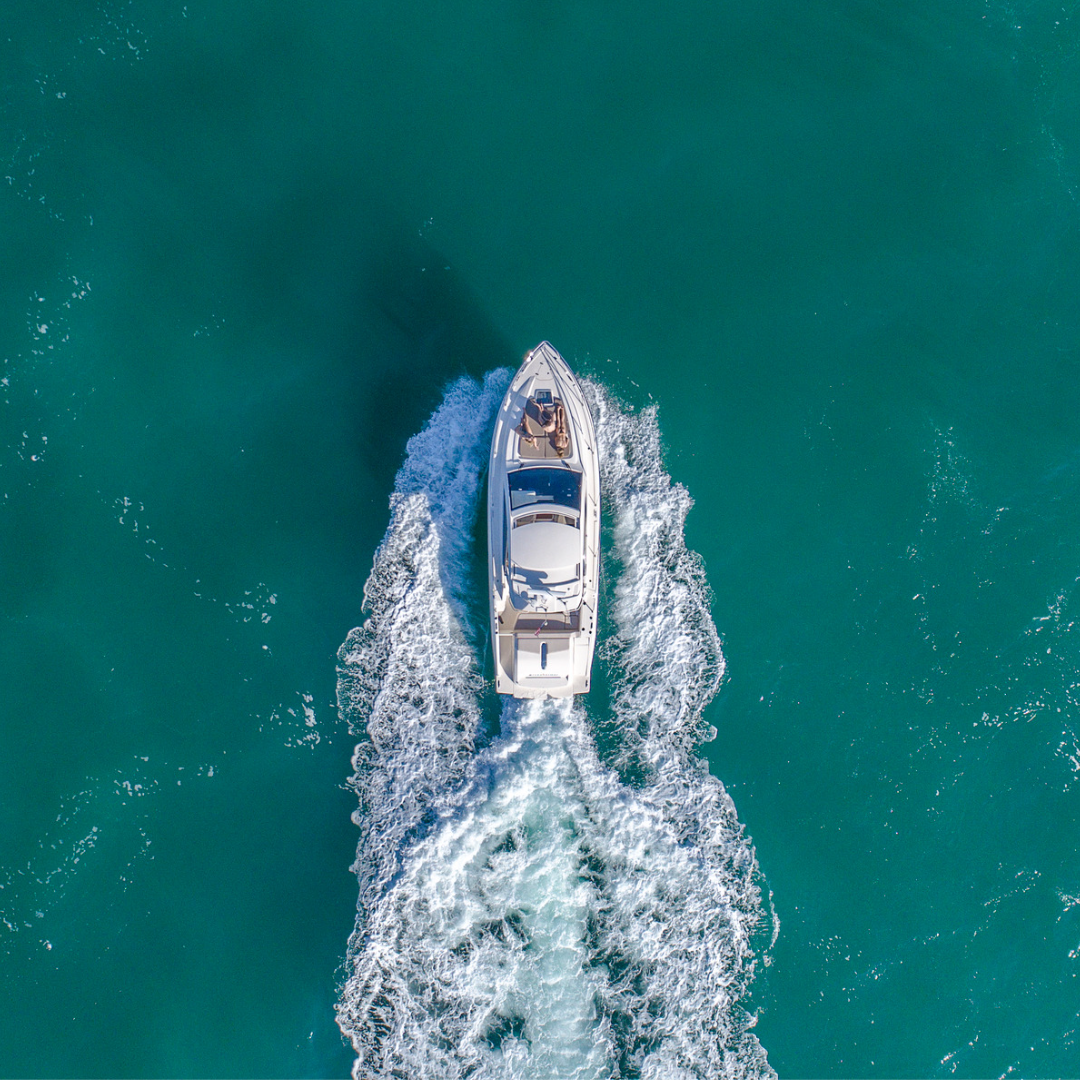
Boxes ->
[552,404,570,456]
[517,396,557,446]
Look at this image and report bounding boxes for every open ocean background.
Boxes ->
[4,1,1080,1076]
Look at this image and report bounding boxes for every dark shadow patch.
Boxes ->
[347,227,516,499]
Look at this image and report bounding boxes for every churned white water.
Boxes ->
[336,374,773,1080]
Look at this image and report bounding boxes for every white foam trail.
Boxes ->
[336,369,510,914]
[586,382,771,1078]
[337,375,773,1079]
[340,697,616,1079]
[587,383,724,771]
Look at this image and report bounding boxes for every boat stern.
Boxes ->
[494,630,592,698]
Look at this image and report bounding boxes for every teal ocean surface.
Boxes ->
[3,1,1080,1076]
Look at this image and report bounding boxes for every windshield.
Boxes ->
[508,467,582,511]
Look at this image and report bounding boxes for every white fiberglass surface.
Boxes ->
[510,521,580,572]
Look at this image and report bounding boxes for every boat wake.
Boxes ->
[336,373,773,1079]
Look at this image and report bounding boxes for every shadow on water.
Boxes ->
[341,227,517,745]
[347,227,517,499]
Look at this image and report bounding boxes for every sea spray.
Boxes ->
[340,696,616,1079]
[335,369,509,927]
[587,384,724,771]
[337,373,773,1079]
[587,383,772,1078]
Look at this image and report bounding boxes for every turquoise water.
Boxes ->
[3,1,1080,1076]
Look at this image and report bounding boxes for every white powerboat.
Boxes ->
[487,343,600,697]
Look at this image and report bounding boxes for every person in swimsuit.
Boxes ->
[517,397,557,446]
[552,404,570,456]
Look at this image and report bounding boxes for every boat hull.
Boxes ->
[488,343,600,697]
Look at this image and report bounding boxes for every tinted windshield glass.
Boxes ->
[508,467,582,510]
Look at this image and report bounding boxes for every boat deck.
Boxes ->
[517,398,573,460]
[497,607,580,634]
